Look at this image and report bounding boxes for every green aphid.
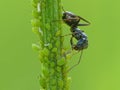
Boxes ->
[32,2,37,8]
[58,79,64,88]
[50,68,55,76]
[51,79,56,85]
[56,72,61,78]
[57,57,65,66]
[38,54,44,63]
[32,9,39,18]
[31,19,40,27]
[55,41,60,47]
[44,57,49,63]
[66,77,71,90]
[50,62,55,68]
[49,33,52,39]
[48,43,52,49]
[52,48,57,53]
[67,77,71,84]
[42,48,49,56]
[55,30,61,37]
[33,0,40,4]
[47,37,50,42]
[32,27,39,34]
[60,36,64,42]
[42,68,49,78]
[50,85,57,90]
[56,66,61,72]
[32,43,40,51]
[45,23,50,30]
[66,53,72,60]
[39,76,46,89]
[50,53,55,58]
[40,89,45,90]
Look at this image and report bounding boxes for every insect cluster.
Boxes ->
[62,8,90,71]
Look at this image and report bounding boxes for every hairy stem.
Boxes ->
[32,0,70,90]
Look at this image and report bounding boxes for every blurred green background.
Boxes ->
[0,0,120,90]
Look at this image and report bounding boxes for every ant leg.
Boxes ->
[70,36,74,50]
[77,23,90,26]
[62,6,66,12]
[67,50,83,72]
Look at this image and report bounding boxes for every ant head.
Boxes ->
[62,6,75,19]
[62,11,75,20]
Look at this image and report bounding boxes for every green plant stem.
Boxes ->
[32,0,70,90]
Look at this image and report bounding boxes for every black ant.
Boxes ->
[62,7,90,72]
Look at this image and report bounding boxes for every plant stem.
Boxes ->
[32,0,70,90]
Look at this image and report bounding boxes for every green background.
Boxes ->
[0,0,120,90]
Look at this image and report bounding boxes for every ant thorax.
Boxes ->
[71,27,88,40]
[62,11,76,20]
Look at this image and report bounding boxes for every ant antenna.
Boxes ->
[79,16,91,25]
[67,50,83,72]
